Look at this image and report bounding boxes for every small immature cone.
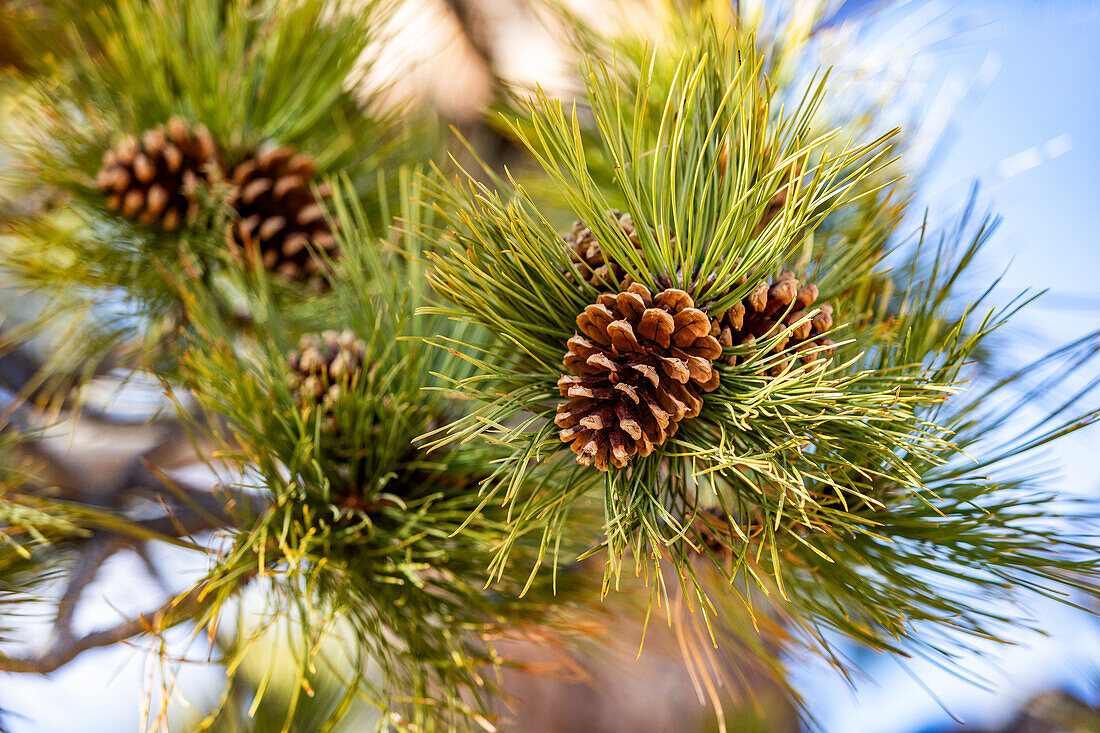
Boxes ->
[96,117,220,231]
[711,270,835,376]
[227,146,337,283]
[287,330,368,431]
[555,285,723,471]
[716,136,808,236]
[691,506,772,559]
[563,209,669,290]
[754,152,808,236]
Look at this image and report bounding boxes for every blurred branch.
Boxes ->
[51,534,125,647]
[0,330,124,423]
[1,403,256,673]
[0,581,216,674]
[441,0,506,94]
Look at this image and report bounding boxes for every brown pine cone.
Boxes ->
[695,507,732,556]
[287,330,368,430]
[555,285,722,471]
[563,209,659,290]
[227,146,336,282]
[692,507,759,557]
[96,118,219,231]
[755,153,807,236]
[711,270,835,375]
[718,138,807,237]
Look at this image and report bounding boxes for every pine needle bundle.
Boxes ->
[174,176,588,730]
[418,29,1100,686]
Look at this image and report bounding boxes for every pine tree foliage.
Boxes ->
[0,1,1098,731]
[419,28,1100,683]
[181,616,387,731]
[0,0,419,389]
[423,32,898,579]
[171,174,591,730]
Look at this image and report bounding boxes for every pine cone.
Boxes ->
[96,118,219,231]
[718,138,807,236]
[555,285,722,471]
[690,506,770,560]
[287,330,368,430]
[755,153,807,236]
[694,507,742,556]
[227,146,336,282]
[712,270,835,375]
[563,209,658,290]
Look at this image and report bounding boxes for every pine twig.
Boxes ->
[51,534,126,647]
[0,581,217,674]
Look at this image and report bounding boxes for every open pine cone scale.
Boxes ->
[712,270,835,374]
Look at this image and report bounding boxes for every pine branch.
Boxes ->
[0,579,222,675]
[413,24,1100,704]
[0,408,253,672]
[157,175,594,730]
[51,534,125,647]
[441,0,506,95]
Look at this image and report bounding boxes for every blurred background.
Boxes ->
[0,0,1097,731]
